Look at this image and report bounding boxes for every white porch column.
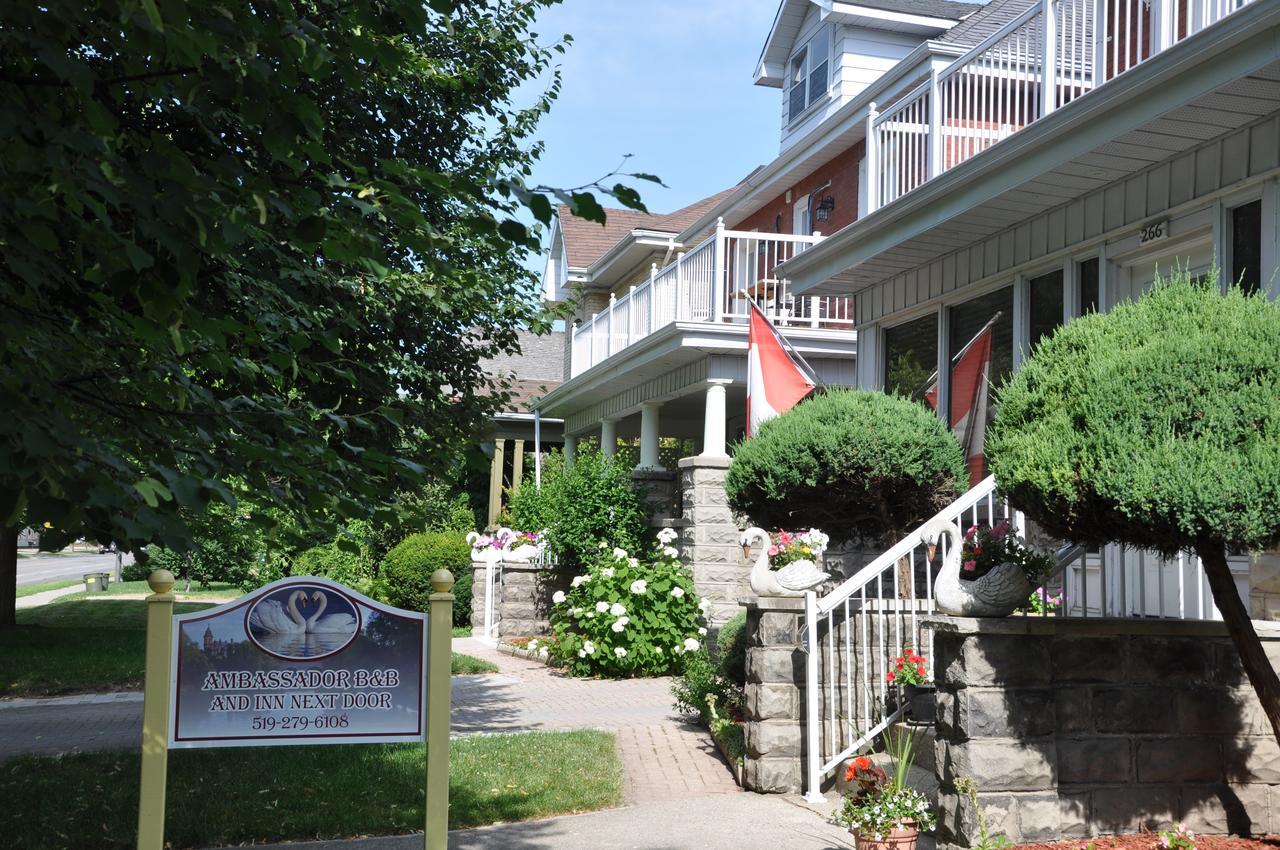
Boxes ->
[600,418,618,458]
[700,380,732,459]
[564,434,578,468]
[638,403,664,471]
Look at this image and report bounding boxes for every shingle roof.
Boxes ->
[557,187,737,269]
[844,0,983,20]
[939,0,1035,47]
[494,378,562,414]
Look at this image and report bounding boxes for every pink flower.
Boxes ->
[768,545,780,556]
[962,560,977,573]
[779,531,792,545]
[992,519,1010,540]
[963,525,977,541]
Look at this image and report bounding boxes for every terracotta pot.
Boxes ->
[853,823,920,850]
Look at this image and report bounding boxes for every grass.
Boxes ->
[2,598,497,696]
[56,579,239,602]
[15,579,80,599]
[452,625,473,638]
[0,730,623,849]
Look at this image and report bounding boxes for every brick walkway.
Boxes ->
[0,639,741,802]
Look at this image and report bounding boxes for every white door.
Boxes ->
[793,197,811,236]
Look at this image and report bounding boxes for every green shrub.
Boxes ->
[293,541,375,596]
[548,531,706,677]
[121,558,150,582]
[380,532,471,617]
[507,448,649,571]
[715,609,747,687]
[726,389,967,544]
[671,648,736,721]
[363,483,479,566]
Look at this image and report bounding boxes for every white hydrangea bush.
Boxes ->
[548,528,707,677]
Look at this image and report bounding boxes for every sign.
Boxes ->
[1138,219,1168,245]
[169,577,425,748]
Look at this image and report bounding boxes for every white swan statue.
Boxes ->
[467,531,501,562]
[250,590,307,634]
[306,590,357,633]
[741,527,830,597]
[922,518,1031,617]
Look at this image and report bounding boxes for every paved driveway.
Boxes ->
[17,551,134,585]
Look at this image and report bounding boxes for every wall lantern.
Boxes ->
[815,195,836,222]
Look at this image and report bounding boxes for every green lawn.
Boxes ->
[55,579,240,602]
[452,625,473,638]
[0,730,623,849]
[15,580,81,599]
[3,597,496,696]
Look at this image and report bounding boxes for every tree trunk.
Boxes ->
[1198,542,1280,744]
[1,526,17,628]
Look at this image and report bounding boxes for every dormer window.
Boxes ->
[788,25,830,123]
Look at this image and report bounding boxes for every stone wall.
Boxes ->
[678,456,750,628]
[743,597,807,793]
[931,616,1280,845]
[469,560,569,639]
[633,468,681,528]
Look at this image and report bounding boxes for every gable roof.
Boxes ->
[938,0,1035,48]
[556,187,736,269]
[843,0,983,18]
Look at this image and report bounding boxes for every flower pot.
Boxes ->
[853,822,920,850]
[902,684,935,723]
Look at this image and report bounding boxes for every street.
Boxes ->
[16,551,135,586]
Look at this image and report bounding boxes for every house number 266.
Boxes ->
[1139,220,1168,244]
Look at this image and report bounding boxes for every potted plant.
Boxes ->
[834,727,935,850]
[886,649,933,722]
[931,518,1057,617]
[742,528,832,596]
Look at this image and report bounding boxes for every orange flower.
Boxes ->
[845,763,857,782]
[855,756,871,771]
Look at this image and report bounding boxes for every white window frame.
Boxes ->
[787,25,831,125]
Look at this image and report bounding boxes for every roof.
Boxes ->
[939,0,1034,48]
[842,0,981,19]
[557,187,736,269]
[495,378,563,414]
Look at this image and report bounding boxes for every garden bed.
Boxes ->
[1016,835,1280,850]
[499,636,566,669]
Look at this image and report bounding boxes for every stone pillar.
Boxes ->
[471,559,571,639]
[600,418,618,458]
[632,469,680,528]
[486,439,506,527]
[511,438,525,495]
[700,380,731,459]
[638,402,663,470]
[563,434,577,467]
[678,455,746,626]
[743,597,806,793]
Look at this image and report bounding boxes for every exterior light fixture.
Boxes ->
[815,195,835,221]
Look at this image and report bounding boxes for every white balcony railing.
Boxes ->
[569,221,855,376]
[866,0,1259,211]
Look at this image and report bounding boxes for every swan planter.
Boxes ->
[920,518,1032,617]
[741,527,831,597]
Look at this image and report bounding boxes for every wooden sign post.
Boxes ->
[135,569,454,850]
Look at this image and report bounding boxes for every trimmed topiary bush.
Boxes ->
[380,531,471,624]
[987,270,1280,742]
[506,448,650,571]
[726,389,967,544]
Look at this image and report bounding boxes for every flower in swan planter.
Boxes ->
[741,527,831,597]
[922,518,1055,617]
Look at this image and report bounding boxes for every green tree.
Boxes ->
[0,1,656,625]
[987,272,1280,742]
[726,390,967,544]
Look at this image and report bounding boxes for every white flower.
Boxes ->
[662,545,679,558]
[582,640,596,655]
[612,547,628,560]
[539,647,549,658]
[657,527,678,544]
[628,557,639,568]
[655,646,663,654]
[611,616,630,633]
[614,646,628,658]
[698,597,712,614]
[528,640,538,651]
[609,602,626,616]
[578,649,587,658]
[630,579,648,595]
[684,638,700,652]
[551,590,566,604]
[596,601,610,613]
[672,643,684,655]
[670,586,685,598]
[571,607,583,617]
[601,567,615,578]
[586,611,595,618]
[698,627,707,636]
[571,575,589,588]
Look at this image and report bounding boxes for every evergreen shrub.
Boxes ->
[381,531,472,625]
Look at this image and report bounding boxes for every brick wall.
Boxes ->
[736,143,865,236]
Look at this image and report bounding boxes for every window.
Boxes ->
[1231,200,1262,296]
[788,27,830,123]
[1078,257,1099,315]
[1027,270,1064,352]
[949,287,1014,485]
[883,313,937,403]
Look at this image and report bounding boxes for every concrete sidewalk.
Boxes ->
[202,795,859,850]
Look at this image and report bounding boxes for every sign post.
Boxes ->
[425,569,454,850]
[137,569,175,850]
[135,569,452,850]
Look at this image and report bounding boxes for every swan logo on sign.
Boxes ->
[168,576,426,749]
[246,584,362,660]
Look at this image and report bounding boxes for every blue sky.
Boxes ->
[523,0,785,241]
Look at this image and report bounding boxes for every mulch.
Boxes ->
[1017,835,1280,850]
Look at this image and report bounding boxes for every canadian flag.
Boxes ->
[925,318,995,486]
[746,302,815,436]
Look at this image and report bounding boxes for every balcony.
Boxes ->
[865,0,1261,211]
[569,225,855,377]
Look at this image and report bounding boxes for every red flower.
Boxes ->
[917,664,926,677]
[855,756,871,771]
[886,670,896,683]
